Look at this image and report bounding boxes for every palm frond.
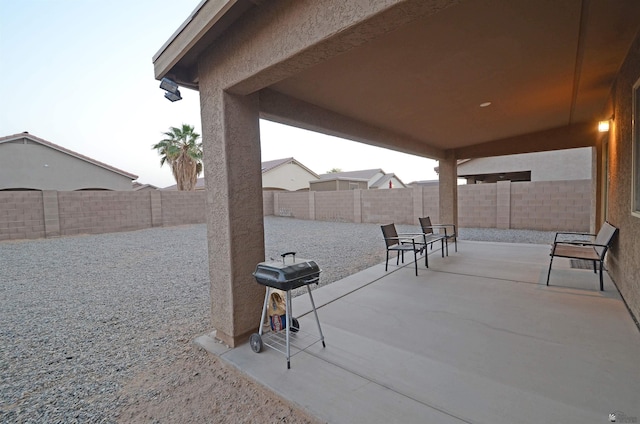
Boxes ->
[154,124,203,190]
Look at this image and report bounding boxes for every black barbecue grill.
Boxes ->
[250,252,326,369]
[253,252,321,290]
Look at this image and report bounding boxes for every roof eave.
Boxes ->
[152,0,255,89]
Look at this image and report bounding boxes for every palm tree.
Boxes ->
[152,124,203,191]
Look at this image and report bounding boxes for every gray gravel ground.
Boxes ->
[0,216,556,423]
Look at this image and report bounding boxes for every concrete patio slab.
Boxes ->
[208,241,640,424]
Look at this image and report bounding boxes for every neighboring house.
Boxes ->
[408,180,439,187]
[163,178,205,191]
[261,157,319,191]
[163,157,319,191]
[454,148,592,184]
[132,182,159,191]
[312,169,407,191]
[0,132,138,191]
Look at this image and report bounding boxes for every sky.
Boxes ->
[0,0,439,188]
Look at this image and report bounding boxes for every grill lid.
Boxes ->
[253,252,321,290]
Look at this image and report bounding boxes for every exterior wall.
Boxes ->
[159,191,207,227]
[263,190,275,216]
[262,162,318,191]
[274,191,311,219]
[0,190,206,241]
[0,181,592,241]
[57,191,152,236]
[310,179,368,191]
[607,30,640,322]
[315,190,354,221]
[421,186,440,222]
[510,181,591,231]
[0,141,133,191]
[458,183,497,228]
[367,171,385,188]
[341,180,368,190]
[458,148,593,182]
[361,188,413,224]
[310,180,338,191]
[375,176,405,189]
[0,191,45,240]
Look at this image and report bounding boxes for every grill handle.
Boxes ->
[281,251,296,263]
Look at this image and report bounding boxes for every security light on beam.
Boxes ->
[160,77,182,102]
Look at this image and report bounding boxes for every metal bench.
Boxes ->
[419,216,456,256]
[546,221,618,291]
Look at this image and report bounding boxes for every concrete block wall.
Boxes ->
[420,186,440,223]
[0,190,207,241]
[274,192,311,220]
[263,190,275,216]
[510,180,591,231]
[458,183,498,228]
[57,191,152,236]
[0,180,592,241]
[361,188,414,225]
[160,191,206,227]
[315,190,354,222]
[0,191,45,241]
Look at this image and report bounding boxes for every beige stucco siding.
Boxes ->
[607,29,640,322]
[262,162,317,191]
[458,148,593,181]
[0,142,132,191]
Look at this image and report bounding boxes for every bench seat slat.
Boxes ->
[552,244,599,261]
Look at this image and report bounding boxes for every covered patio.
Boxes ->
[153,0,640,351]
[198,242,640,423]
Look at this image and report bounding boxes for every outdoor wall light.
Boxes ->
[598,120,610,132]
[160,77,182,102]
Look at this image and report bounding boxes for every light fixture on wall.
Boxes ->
[598,116,613,132]
[160,77,182,102]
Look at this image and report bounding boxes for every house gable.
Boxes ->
[0,133,138,191]
[262,158,319,191]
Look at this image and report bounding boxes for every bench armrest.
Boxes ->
[423,224,456,237]
[553,231,595,243]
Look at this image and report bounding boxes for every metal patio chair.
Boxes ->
[381,223,427,276]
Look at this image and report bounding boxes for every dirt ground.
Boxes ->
[117,342,323,424]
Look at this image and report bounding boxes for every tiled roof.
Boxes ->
[261,157,293,172]
[319,168,382,180]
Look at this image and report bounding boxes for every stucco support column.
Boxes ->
[201,90,265,347]
[439,150,458,229]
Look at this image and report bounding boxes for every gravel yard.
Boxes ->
[0,217,556,423]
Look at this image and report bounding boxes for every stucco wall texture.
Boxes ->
[607,30,640,322]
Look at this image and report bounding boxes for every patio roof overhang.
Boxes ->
[153,0,640,160]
